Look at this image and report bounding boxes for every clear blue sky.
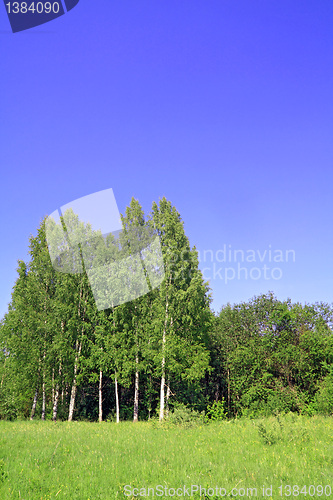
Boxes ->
[1,0,332,319]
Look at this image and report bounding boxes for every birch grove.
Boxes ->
[0,197,213,422]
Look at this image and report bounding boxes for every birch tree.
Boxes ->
[117,198,155,422]
[150,197,211,420]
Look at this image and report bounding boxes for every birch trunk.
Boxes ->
[227,367,230,416]
[52,368,55,405]
[159,362,165,421]
[115,372,119,423]
[68,380,77,422]
[52,385,60,422]
[133,356,139,422]
[165,381,171,418]
[111,305,120,423]
[68,285,86,422]
[148,374,152,420]
[42,296,48,422]
[98,370,103,422]
[30,387,38,420]
[159,297,168,421]
[52,362,62,421]
[68,338,82,421]
[41,379,46,421]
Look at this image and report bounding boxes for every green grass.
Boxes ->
[0,414,332,499]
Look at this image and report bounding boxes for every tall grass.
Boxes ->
[0,414,332,499]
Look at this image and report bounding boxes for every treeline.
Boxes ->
[211,294,333,418]
[0,197,333,421]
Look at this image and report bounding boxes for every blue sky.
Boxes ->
[1,0,332,318]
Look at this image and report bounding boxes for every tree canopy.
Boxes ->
[0,199,333,421]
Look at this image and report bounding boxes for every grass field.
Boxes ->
[0,414,332,499]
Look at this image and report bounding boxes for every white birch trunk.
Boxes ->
[159,297,168,421]
[42,304,47,422]
[148,374,152,420]
[165,382,171,418]
[41,349,46,421]
[52,362,62,421]
[115,372,119,423]
[41,379,46,421]
[52,368,55,405]
[111,305,120,423]
[68,287,86,422]
[68,338,82,421]
[98,370,103,422]
[30,387,38,420]
[133,356,139,422]
[227,367,230,416]
[159,359,165,421]
[52,385,60,422]
[68,380,77,422]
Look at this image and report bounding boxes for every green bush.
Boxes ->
[314,374,333,415]
[298,394,318,417]
[266,386,300,414]
[205,400,227,422]
[166,403,204,428]
[241,382,301,418]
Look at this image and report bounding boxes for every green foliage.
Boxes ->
[205,399,227,422]
[242,381,313,419]
[300,400,318,417]
[212,293,333,420]
[314,373,333,416]
[1,198,333,424]
[0,393,18,421]
[165,403,204,427]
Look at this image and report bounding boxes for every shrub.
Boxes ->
[241,382,301,418]
[166,403,204,428]
[205,400,227,422]
[300,400,318,417]
[314,374,333,416]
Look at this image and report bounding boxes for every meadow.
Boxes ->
[0,414,332,500]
